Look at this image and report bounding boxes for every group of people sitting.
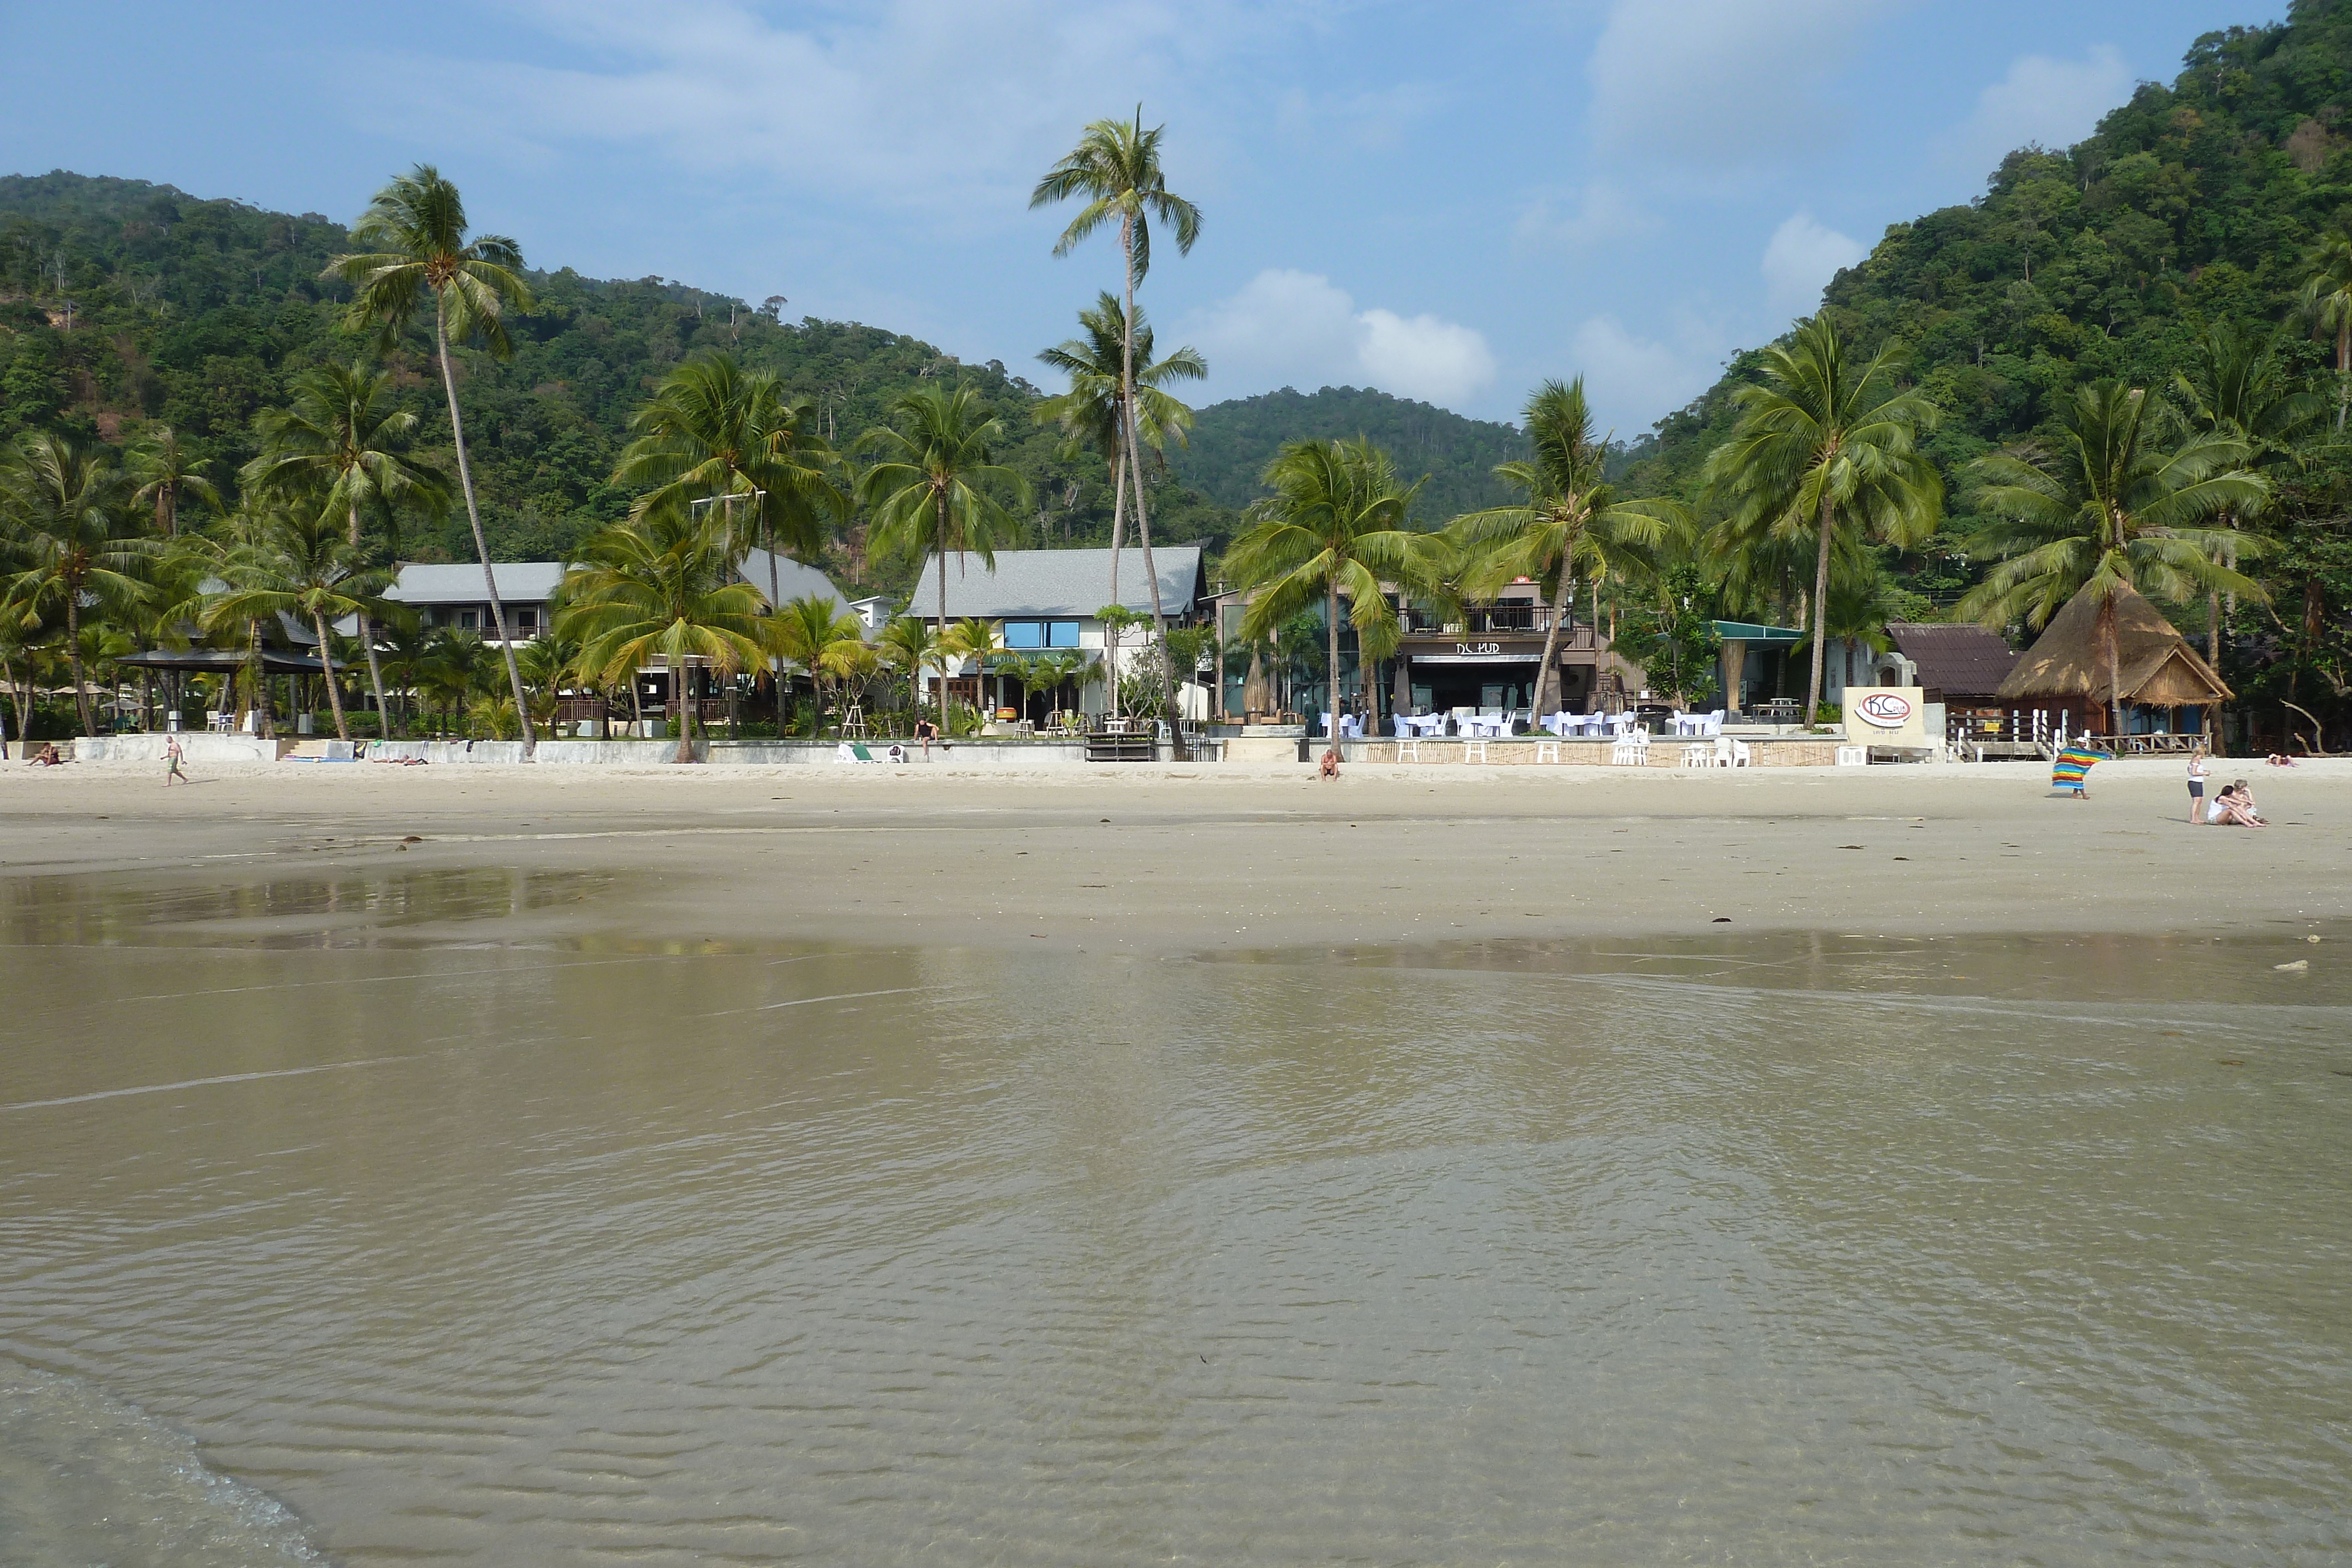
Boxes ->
[2189,752,2268,826]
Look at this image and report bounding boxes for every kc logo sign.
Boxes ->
[1855,691,1914,728]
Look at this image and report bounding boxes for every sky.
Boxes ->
[4,1,2246,432]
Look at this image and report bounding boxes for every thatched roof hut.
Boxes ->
[1995,582,2229,719]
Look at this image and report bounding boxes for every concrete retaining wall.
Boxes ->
[1338,735,1849,767]
[66,734,293,764]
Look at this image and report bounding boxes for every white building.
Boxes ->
[910,546,1208,716]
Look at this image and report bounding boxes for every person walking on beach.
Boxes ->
[165,735,189,786]
[2186,746,2209,823]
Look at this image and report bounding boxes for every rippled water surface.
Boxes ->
[3,868,2350,1565]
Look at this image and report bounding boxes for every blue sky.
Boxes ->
[7,1,2243,430]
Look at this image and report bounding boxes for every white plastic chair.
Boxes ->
[1836,745,1868,765]
[1611,730,1650,766]
[1462,737,1488,764]
[1535,738,1561,763]
[1681,742,1713,768]
[1395,736,1420,762]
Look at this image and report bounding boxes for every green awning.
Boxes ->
[1712,621,1806,644]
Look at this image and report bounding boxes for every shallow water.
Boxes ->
[2,868,2349,1564]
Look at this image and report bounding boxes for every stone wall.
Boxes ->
[1337,736,1849,767]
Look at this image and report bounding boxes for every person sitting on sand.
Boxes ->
[2209,783,2266,827]
[1319,745,1341,780]
[29,742,63,767]
[2266,753,2300,767]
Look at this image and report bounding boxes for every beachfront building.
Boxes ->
[383,563,567,642]
[1995,582,2228,738]
[911,546,1209,717]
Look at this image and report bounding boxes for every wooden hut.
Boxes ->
[1994,582,2229,737]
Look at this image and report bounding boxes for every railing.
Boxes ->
[1401,604,1596,643]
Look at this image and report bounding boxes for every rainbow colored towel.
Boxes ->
[2050,747,2103,792]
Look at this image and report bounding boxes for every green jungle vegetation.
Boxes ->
[1171,385,1523,521]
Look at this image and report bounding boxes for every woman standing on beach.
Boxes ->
[2187,747,2209,823]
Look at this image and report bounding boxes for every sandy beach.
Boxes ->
[4,755,2343,952]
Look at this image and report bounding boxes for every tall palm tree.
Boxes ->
[326,165,539,752]
[1226,437,1432,743]
[1959,380,2266,737]
[1703,315,1942,727]
[126,426,219,539]
[1450,379,1690,717]
[940,616,1007,717]
[2171,323,2325,678]
[0,434,159,736]
[874,615,940,719]
[2298,225,2352,433]
[856,382,1030,734]
[554,511,770,763]
[243,360,449,734]
[1035,291,1205,613]
[1032,110,1202,704]
[769,593,866,729]
[203,510,394,743]
[612,352,848,725]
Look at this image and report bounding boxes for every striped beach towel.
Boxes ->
[2050,746,2103,793]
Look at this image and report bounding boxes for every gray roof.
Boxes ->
[737,548,857,620]
[386,562,569,605]
[913,547,1204,620]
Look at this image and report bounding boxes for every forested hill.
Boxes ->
[1176,385,1523,521]
[0,170,1234,597]
[1621,0,2352,570]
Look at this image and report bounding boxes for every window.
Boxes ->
[1048,620,1081,648]
[458,609,480,630]
[1003,620,1043,649]
[516,606,539,630]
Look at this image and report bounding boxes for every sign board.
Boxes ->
[1840,685,1930,748]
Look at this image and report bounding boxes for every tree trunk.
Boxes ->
[248,618,272,739]
[1105,452,1127,721]
[1327,582,1342,752]
[2338,321,2348,434]
[64,590,95,738]
[935,492,953,738]
[768,516,787,733]
[2206,586,2227,757]
[673,654,698,764]
[312,611,350,741]
[1120,214,1174,721]
[1,654,24,758]
[1532,548,1575,718]
[1804,493,1835,729]
[2100,591,2124,740]
[435,299,537,757]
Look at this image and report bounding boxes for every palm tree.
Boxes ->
[513,631,581,737]
[612,352,848,725]
[0,434,159,736]
[2298,225,2352,433]
[940,616,1007,717]
[1450,379,1690,717]
[243,360,449,734]
[417,628,489,739]
[2171,323,2324,679]
[1959,380,2267,737]
[1035,290,1205,618]
[770,593,865,729]
[126,426,220,539]
[1225,437,1432,743]
[203,509,395,743]
[1703,315,1942,727]
[1032,110,1202,706]
[326,165,539,752]
[856,382,1030,734]
[874,615,940,720]
[554,511,770,763]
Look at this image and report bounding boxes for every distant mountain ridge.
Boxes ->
[1175,385,1524,521]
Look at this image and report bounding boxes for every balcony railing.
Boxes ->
[1401,604,1596,645]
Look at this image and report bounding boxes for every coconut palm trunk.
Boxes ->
[1532,553,1575,717]
[311,611,351,741]
[673,652,697,763]
[936,493,953,737]
[1805,492,1835,727]
[2099,591,2124,740]
[1119,212,1174,718]
[63,595,94,738]
[2338,319,2349,433]
[1326,582,1342,747]
[434,300,536,757]
[1104,449,1128,721]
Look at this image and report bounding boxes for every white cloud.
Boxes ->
[1760,210,1863,319]
[1512,180,1656,256]
[363,0,1300,217]
[1182,269,1497,408]
[1568,314,1731,432]
[1939,45,2133,177]
[1587,0,1901,172]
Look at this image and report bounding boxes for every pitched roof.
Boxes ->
[1885,622,2020,698]
[736,548,857,618]
[913,547,1205,620]
[1995,583,2231,705]
[386,562,569,605]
